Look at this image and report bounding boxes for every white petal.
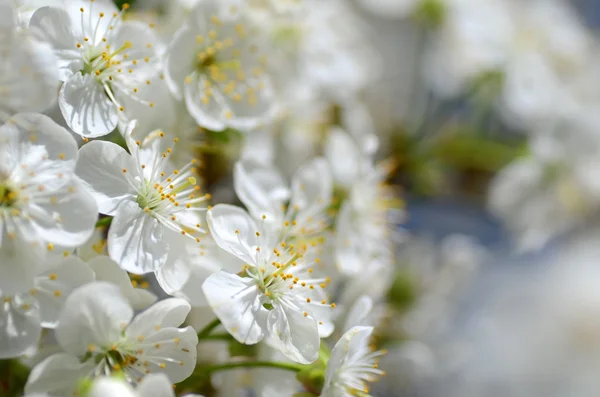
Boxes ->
[35,256,95,327]
[127,326,198,383]
[136,373,175,397]
[28,6,81,81]
[59,72,118,138]
[206,204,262,265]
[126,298,191,338]
[202,271,264,344]
[88,255,156,311]
[75,140,139,215]
[31,179,98,247]
[154,230,193,295]
[325,127,362,189]
[0,295,41,359]
[55,281,133,356]
[0,112,78,162]
[0,36,58,119]
[343,296,373,332]
[108,200,168,274]
[290,158,332,230]
[184,72,227,131]
[24,353,96,396]
[233,161,289,222]
[265,303,320,364]
[164,27,197,100]
[89,377,136,397]
[0,236,44,296]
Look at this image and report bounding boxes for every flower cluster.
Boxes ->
[6,0,600,396]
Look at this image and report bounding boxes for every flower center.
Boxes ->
[0,182,18,208]
[81,41,133,80]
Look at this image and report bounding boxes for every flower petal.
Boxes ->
[108,200,168,274]
[88,255,157,311]
[35,256,95,327]
[265,303,320,364]
[59,72,118,138]
[164,27,197,100]
[55,281,133,356]
[127,326,198,383]
[325,126,362,189]
[206,204,261,265]
[233,161,289,222]
[76,140,139,215]
[136,373,176,397]
[29,6,81,81]
[0,295,41,359]
[24,353,96,396]
[0,234,44,296]
[126,298,191,338]
[184,72,228,131]
[202,271,264,344]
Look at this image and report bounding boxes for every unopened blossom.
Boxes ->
[202,204,335,363]
[29,0,159,137]
[0,113,97,296]
[164,0,276,131]
[0,256,94,359]
[233,158,332,240]
[75,123,209,275]
[321,326,386,397]
[25,282,198,396]
[0,0,58,121]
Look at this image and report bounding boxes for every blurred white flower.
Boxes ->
[202,204,334,363]
[321,326,386,397]
[24,282,198,396]
[29,0,159,137]
[0,0,58,121]
[489,118,600,251]
[75,123,208,276]
[164,0,276,131]
[0,113,97,296]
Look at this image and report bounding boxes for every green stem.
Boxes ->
[95,216,113,228]
[205,361,303,374]
[198,333,233,341]
[197,318,221,339]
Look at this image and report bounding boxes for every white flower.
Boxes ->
[0,112,97,296]
[0,255,94,359]
[233,158,332,240]
[29,0,159,137]
[321,326,386,397]
[75,123,209,275]
[0,0,58,121]
[164,0,276,131]
[202,204,334,363]
[489,120,600,251]
[24,282,198,396]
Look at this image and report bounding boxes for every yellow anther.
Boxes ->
[49,273,57,281]
[47,243,54,251]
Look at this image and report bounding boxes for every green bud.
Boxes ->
[388,270,419,312]
[413,0,446,28]
[297,367,326,395]
[76,378,94,397]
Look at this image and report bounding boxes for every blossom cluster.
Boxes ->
[4,0,600,396]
